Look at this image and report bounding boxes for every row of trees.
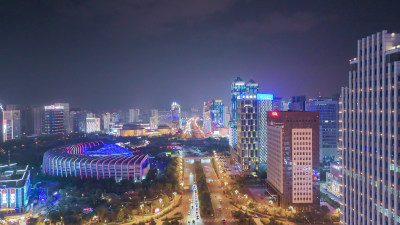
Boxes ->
[194,161,213,217]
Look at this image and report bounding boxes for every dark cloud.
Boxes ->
[52,0,236,36]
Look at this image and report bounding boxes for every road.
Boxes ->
[201,160,236,225]
[183,158,205,225]
[182,117,207,139]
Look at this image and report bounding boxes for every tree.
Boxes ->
[47,210,61,224]
[320,205,330,218]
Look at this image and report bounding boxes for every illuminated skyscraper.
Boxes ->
[230,93,272,171]
[340,30,400,225]
[229,77,258,147]
[210,100,224,129]
[55,103,70,134]
[44,105,65,135]
[2,110,21,141]
[171,102,181,129]
[6,105,33,136]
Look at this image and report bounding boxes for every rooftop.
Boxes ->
[0,163,30,187]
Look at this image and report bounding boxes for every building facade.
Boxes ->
[0,164,31,213]
[171,102,181,129]
[210,100,224,129]
[339,30,400,224]
[71,110,87,133]
[2,110,21,141]
[129,109,140,123]
[305,98,338,162]
[86,117,100,133]
[55,103,70,134]
[42,142,149,182]
[44,105,65,135]
[230,93,272,171]
[290,96,307,111]
[229,77,259,147]
[266,111,320,211]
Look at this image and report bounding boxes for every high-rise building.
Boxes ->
[339,30,400,225]
[44,105,65,135]
[55,103,70,134]
[223,106,230,127]
[129,109,140,123]
[2,110,21,141]
[32,106,44,135]
[229,77,257,147]
[6,105,33,136]
[210,100,224,129]
[289,96,306,111]
[266,111,320,211]
[71,110,87,133]
[230,93,273,171]
[231,77,247,123]
[0,105,3,142]
[150,109,158,129]
[101,113,111,133]
[171,102,181,129]
[272,97,284,111]
[305,98,338,162]
[203,102,212,133]
[86,116,100,133]
[158,110,171,126]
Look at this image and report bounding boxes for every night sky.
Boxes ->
[1,1,400,110]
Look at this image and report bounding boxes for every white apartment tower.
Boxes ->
[340,30,400,225]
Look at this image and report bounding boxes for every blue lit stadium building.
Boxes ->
[0,164,31,213]
[42,142,150,182]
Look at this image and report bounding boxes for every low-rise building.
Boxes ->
[326,162,341,197]
[0,163,31,213]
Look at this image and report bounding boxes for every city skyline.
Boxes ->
[1,1,400,109]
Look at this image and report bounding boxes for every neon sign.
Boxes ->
[257,94,273,100]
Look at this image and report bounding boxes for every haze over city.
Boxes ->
[1,1,399,109]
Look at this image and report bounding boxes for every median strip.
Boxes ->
[194,161,214,217]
